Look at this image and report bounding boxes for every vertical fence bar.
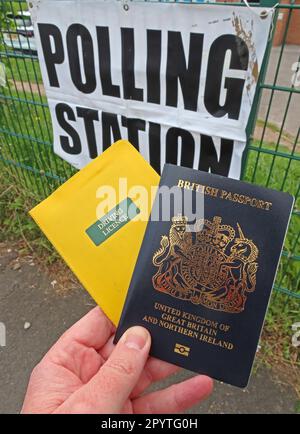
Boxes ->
[0,0,299,301]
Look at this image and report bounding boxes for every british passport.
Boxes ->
[115,164,294,387]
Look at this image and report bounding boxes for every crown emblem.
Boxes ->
[196,216,235,251]
[172,214,188,226]
[152,215,259,314]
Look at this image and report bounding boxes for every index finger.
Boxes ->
[51,306,115,352]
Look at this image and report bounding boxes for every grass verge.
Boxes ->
[0,154,299,405]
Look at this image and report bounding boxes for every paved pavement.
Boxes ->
[0,247,298,414]
[1,41,299,415]
[258,45,299,139]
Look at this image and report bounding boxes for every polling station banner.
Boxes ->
[29,0,273,178]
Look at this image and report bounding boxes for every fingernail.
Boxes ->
[122,326,149,350]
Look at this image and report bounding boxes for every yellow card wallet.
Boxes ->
[29,140,159,325]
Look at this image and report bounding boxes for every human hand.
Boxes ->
[21,307,213,414]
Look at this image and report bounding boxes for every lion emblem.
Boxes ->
[152,215,259,314]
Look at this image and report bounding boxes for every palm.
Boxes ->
[22,308,212,414]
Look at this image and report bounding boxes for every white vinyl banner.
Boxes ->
[29,0,272,178]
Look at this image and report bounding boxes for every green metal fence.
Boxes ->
[0,0,299,300]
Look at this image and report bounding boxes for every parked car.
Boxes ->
[3,11,37,54]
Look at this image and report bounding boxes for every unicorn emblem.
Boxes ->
[152,215,259,314]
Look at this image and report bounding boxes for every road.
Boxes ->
[0,246,297,414]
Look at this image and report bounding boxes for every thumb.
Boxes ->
[58,326,151,414]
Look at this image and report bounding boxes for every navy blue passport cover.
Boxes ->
[115,164,294,388]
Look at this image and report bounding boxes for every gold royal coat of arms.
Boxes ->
[152,215,259,314]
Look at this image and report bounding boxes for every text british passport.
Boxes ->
[115,164,294,387]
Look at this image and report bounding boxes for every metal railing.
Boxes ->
[0,0,299,300]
